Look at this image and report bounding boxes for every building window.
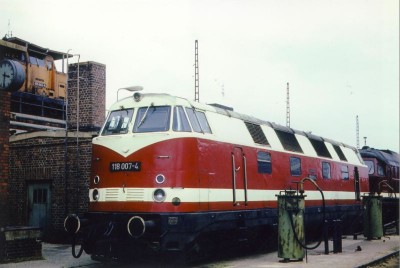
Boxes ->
[341,165,349,180]
[257,151,272,174]
[275,130,303,153]
[33,188,47,204]
[290,157,302,176]
[322,162,331,179]
[245,122,269,146]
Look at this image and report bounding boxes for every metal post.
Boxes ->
[333,219,342,253]
[324,220,329,254]
[76,54,80,213]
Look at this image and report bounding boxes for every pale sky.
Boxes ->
[1,0,399,152]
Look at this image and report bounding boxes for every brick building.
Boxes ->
[7,61,106,242]
[0,91,11,228]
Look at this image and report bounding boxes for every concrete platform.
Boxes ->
[213,235,400,268]
[0,235,398,267]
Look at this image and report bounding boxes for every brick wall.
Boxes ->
[68,61,106,131]
[0,90,10,227]
[7,61,106,242]
[9,132,93,241]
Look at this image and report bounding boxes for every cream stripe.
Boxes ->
[89,188,370,203]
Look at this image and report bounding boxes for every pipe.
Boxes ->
[10,120,64,131]
[64,49,71,218]
[290,177,326,250]
[74,54,80,213]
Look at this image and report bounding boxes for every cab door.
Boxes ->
[232,147,248,206]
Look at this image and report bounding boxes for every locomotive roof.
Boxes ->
[359,147,400,167]
[115,92,357,151]
[2,36,72,60]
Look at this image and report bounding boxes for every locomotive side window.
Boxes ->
[290,157,302,176]
[322,162,331,179]
[134,106,171,133]
[377,164,385,176]
[196,111,212,133]
[364,160,375,175]
[29,56,46,67]
[185,108,212,133]
[102,109,134,135]
[173,106,192,132]
[257,151,272,174]
[341,165,349,180]
[275,130,303,153]
[185,108,201,132]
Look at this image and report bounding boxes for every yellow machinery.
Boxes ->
[0,36,68,98]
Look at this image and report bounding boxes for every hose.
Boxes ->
[289,177,326,250]
[71,234,84,258]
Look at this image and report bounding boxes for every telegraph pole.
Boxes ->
[286,82,290,127]
[356,115,360,149]
[194,40,199,102]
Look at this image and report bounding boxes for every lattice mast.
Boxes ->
[356,115,360,149]
[194,40,199,102]
[286,82,290,127]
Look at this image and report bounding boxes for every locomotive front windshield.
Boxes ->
[133,106,171,133]
[101,104,212,135]
[102,109,134,135]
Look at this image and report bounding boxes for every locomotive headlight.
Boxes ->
[92,189,100,201]
[133,92,142,102]
[155,174,165,184]
[153,189,166,202]
[94,175,100,184]
[172,197,181,206]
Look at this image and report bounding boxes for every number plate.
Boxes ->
[110,162,141,172]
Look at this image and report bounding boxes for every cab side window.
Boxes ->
[322,162,331,179]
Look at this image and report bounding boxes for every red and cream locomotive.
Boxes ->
[65,90,369,258]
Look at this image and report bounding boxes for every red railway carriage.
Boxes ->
[65,92,368,258]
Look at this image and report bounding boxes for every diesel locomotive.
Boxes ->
[64,90,375,259]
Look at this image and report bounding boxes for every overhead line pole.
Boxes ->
[356,115,360,149]
[194,40,199,102]
[286,82,290,127]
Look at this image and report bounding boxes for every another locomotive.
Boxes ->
[65,90,370,259]
[359,147,399,230]
[0,36,67,98]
